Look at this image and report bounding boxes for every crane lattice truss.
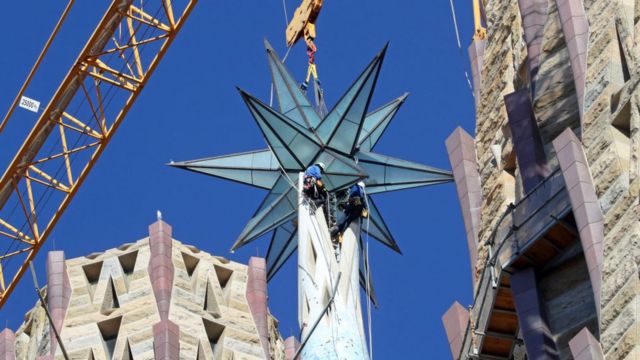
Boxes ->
[0,0,197,308]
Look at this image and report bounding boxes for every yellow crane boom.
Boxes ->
[0,0,197,308]
[473,0,487,41]
[0,0,76,134]
[285,0,323,48]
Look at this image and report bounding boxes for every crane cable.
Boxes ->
[448,0,474,93]
[269,0,293,108]
[282,0,289,26]
[268,0,297,190]
[0,0,76,134]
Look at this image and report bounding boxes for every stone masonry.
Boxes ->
[444,0,638,359]
[2,220,285,359]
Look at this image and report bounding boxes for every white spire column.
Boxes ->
[297,174,369,360]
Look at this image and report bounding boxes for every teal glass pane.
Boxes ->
[247,105,299,169]
[366,181,453,194]
[251,150,279,168]
[196,168,257,188]
[358,94,407,152]
[266,221,298,281]
[328,119,360,153]
[251,170,281,189]
[358,160,385,187]
[272,70,290,109]
[324,155,354,175]
[363,219,389,245]
[273,175,291,192]
[363,196,401,253]
[314,151,367,190]
[254,177,295,215]
[171,150,281,189]
[242,91,320,170]
[388,165,439,183]
[303,108,321,127]
[323,175,362,191]
[265,40,320,129]
[327,64,379,152]
[234,188,298,249]
[316,45,387,153]
[179,149,277,170]
[358,151,453,192]
[322,150,367,175]
[283,105,319,129]
[288,133,321,166]
[360,151,452,174]
[316,69,367,142]
[200,151,252,168]
[363,121,390,151]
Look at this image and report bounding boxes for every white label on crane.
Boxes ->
[19,96,40,113]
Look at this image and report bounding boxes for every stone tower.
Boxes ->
[0,220,287,359]
[443,0,638,359]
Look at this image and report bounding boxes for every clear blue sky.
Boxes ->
[1,1,476,358]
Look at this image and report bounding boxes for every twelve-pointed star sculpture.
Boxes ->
[170,41,453,287]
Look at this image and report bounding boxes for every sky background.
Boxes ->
[1,1,476,358]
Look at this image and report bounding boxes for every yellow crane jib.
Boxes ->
[285,0,322,47]
[285,0,323,90]
[472,0,487,41]
[0,0,198,309]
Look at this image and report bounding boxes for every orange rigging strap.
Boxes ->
[285,0,323,90]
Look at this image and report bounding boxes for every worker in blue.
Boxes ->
[303,162,327,204]
[330,181,368,241]
[304,162,324,180]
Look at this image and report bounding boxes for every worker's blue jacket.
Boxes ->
[304,165,322,179]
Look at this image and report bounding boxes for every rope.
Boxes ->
[269,0,293,107]
[449,0,462,49]
[363,190,373,358]
[0,0,76,133]
[267,145,298,193]
[448,0,474,93]
[282,0,289,26]
[282,45,293,63]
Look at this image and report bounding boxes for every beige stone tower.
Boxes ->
[0,220,288,359]
[442,0,638,359]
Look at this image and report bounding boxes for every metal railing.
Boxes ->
[458,168,572,359]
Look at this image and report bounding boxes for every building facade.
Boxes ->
[0,220,291,360]
[443,0,638,359]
